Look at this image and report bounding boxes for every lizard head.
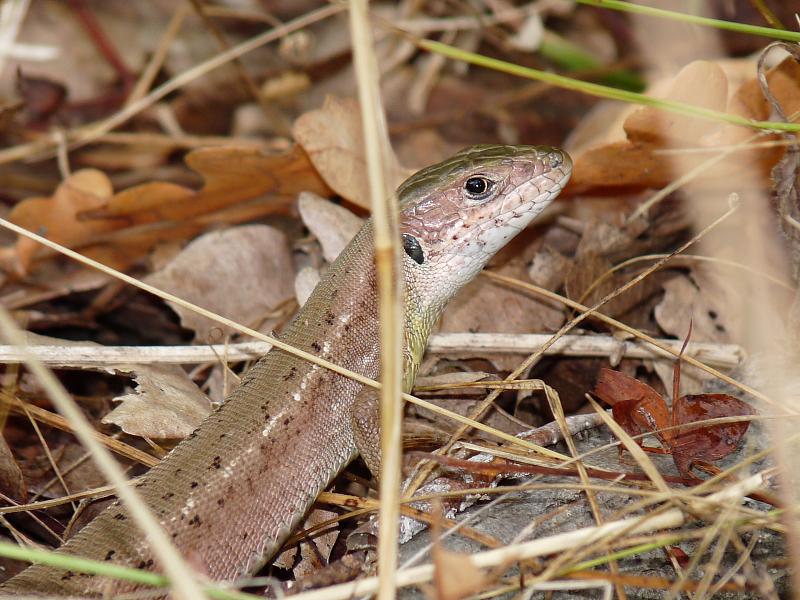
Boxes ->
[397,144,572,317]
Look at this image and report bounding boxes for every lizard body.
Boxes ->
[1,144,572,596]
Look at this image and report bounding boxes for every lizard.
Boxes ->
[0,144,572,597]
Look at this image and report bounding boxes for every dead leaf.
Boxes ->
[293,96,412,208]
[274,508,339,577]
[624,61,729,145]
[298,191,364,263]
[425,499,488,600]
[568,57,800,195]
[654,268,736,343]
[6,169,115,270]
[593,367,671,448]
[295,265,321,307]
[145,225,295,342]
[670,393,753,478]
[592,366,752,480]
[0,435,26,503]
[1,145,329,274]
[103,364,212,439]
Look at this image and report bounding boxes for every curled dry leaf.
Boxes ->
[293,95,413,208]
[592,367,753,480]
[568,57,800,194]
[593,367,670,446]
[145,224,295,342]
[1,145,329,274]
[17,332,211,440]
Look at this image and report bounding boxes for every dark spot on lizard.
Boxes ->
[113,513,127,521]
[218,498,225,507]
[61,571,75,581]
[212,456,222,469]
[325,311,335,325]
[162,492,175,500]
[104,550,116,561]
[311,341,322,352]
[190,481,198,488]
[242,531,249,540]
[189,515,202,526]
[283,417,291,426]
[283,367,298,381]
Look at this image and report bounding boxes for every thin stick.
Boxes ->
[0,335,742,368]
[482,272,778,409]
[125,5,189,106]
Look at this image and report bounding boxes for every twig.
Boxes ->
[125,5,189,106]
[0,335,742,368]
[483,271,777,408]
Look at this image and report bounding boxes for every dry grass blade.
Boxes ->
[285,472,767,600]
[586,397,670,494]
[350,3,407,596]
[483,271,778,409]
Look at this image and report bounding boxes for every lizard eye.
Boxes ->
[402,234,424,265]
[464,176,493,200]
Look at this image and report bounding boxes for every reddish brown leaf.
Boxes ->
[592,368,671,447]
[670,393,753,477]
[668,546,690,568]
[593,367,754,480]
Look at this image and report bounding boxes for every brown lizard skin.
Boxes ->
[0,144,572,597]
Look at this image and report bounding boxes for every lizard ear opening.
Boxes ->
[402,234,425,265]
